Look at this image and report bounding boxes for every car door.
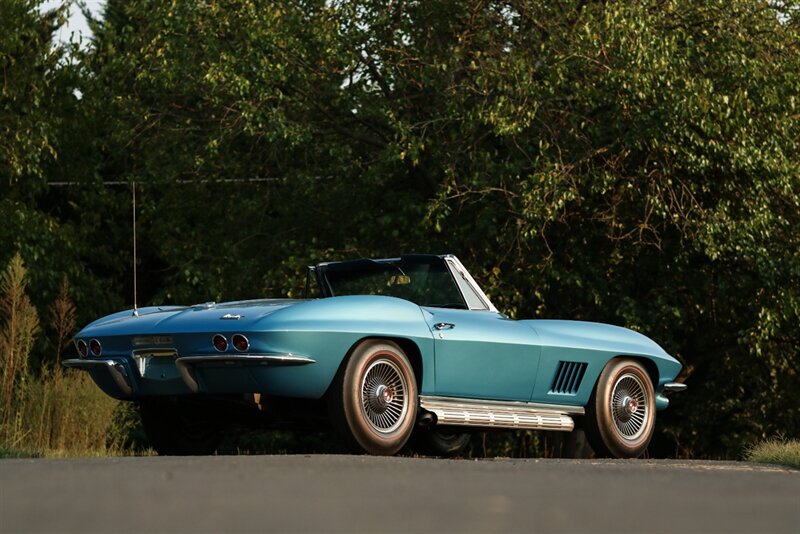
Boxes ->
[421,307,541,401]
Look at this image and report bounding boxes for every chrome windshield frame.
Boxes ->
[313,254,498,312]
[442,255,498,312]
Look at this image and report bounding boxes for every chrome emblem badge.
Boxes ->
[220,314,242,320]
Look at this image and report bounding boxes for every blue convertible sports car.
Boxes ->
[65,254,685,458]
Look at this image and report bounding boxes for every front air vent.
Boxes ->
[550,361,587,395]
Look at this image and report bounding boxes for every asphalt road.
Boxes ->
[1,455,797,533]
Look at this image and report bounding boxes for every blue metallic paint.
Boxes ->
[523,320,681,408]
[421,307,540,401]
[73,271,682,413]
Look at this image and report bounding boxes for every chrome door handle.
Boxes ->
[433,322,455,330]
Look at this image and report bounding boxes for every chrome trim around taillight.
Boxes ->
[89,338,102,357]
[75,339,88,359]
[212,334,228,352]
[231,334,249,352]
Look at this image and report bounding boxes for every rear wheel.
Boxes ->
[584,359,655,459]
[329,340,418,455]
[413,427,471,457]
[139,397,226,455]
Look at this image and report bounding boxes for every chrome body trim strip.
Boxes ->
[175,354,316,393]
[663,382,687,392]
[419,395,582,432]
[420,395,585,415]
[63,358,133,396]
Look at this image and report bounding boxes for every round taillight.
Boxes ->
[232,334,249,352]
[77,339,88,358]
[212,334,228,352]
[89,339,102,357]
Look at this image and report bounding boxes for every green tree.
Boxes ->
[80,1,355,303]
[383,0,800,455]
[0,0,71,196]
[0,1,124,358]
[67,0,799,457]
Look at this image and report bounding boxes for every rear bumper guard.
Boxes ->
[175,354,316,393]
[63,358,133,396]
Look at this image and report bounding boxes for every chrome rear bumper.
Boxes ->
[176,354,316,393]
[63,358,133,396]
[63,353,317,397]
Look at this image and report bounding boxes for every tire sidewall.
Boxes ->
[414,427,471,457]
[341,340,418,455]
[589,359,655,458]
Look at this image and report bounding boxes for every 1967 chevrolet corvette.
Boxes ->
[65,254,685,458]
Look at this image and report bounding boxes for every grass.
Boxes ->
[746,438,800,469]
[0,445,33,458]
[0,367,131,458]
[0,256,135,459]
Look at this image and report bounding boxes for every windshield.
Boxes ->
[320,256,467,309]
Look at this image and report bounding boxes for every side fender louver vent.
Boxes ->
[550,361,587,395]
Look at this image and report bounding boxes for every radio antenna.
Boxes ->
[132,181,139,317]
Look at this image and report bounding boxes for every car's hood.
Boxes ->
[522,319,671,359]
[79,299,304,336]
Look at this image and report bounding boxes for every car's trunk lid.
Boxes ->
[81,299,304,336]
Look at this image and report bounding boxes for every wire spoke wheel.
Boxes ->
[584,359,656,459]
[611,373,649,441]
[360,358,409,433]
[331,340,418,455]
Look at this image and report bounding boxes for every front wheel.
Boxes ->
[584,359,655,458]
[329,340,418,455]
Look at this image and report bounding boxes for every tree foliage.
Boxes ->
[0,0,72,193]
[0,0,125,365]
[2,0,799,457]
